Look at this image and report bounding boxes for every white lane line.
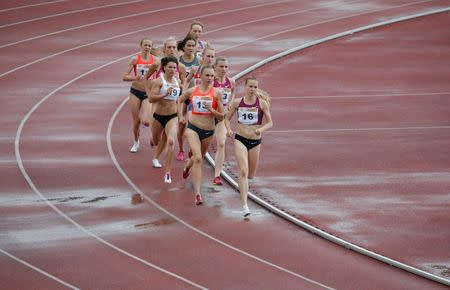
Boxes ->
[0,0,68,13]
[0,247,80,290]
[275,91,450,99]
[107,98,335,290]
[0,0,224,49]
[0,0,293,77]
[14,54,207,290]
[0,0,144,29]
[266,126,450,133]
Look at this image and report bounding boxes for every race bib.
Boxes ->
[192,96,212,114]
[164,87,180,101]
[221,89,231,105]
[185,67,191,78]
[238,107,258,125]
[136,64,149,78]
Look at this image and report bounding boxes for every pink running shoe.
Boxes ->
[195,194,203,205]
[213,176,223,186]
[176,151,184,161]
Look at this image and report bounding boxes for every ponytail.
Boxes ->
[257,88,270,106]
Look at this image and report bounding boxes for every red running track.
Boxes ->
[0,0,448,289]
[223,9,450,280]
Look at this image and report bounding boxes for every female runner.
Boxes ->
[188,21,209,59]
[122,37,159,152]
[226,76,273,217]
[144,56,181,184]
[176,35,200,161]
[212,57,235,185]
[177,65,224,205]
[184,45,215,89]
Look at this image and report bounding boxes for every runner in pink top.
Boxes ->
[212,57,235,185]
[226,76,273,218]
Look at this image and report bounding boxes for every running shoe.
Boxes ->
[176,151,184,161]
[152,159,162,168]
[129,141,140,153]
[182,166,191,179]
[243,205,251,218]
[164,173,172,184]
[213,176,223,186]
[195,194,203,205]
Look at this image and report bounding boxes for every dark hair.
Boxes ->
[177,35,197,52]
[161,56,179,72]
[190,20,204,31]
[214,57,227,67]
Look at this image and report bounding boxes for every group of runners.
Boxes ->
[122,21,273,218]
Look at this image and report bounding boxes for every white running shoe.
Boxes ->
[152,159,162,168]
[129,140,140,153]
[243,205,251,218]
[164,173,172,184]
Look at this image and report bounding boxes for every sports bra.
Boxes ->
[134,54,154,78]
[237,97,264,125]
[159,73,180,101]
[213,77,232,105]
[190,86,217,115]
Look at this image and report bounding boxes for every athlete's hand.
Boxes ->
[179,116,186,125]
[226,129,233,137]
[255,129,261,136]
[204,101,213,111]
[166,86,173,96]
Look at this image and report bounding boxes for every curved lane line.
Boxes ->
[0,247,80,290]
[0,0,68,13]
[0,0,144,29]
[14,54,208,290]
[0,0,224,49]
[206,7,450,287]
[107,99,335,290]
[0,0,293,77]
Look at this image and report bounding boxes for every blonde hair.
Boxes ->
[163,36,177,48]
[257,88,270,106]
[202,44,215,56]
[245,76,270,105]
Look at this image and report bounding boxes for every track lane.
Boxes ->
[1,1,448,288]
[2,0,446,75]
[0,0,69,13]
[0,0,145,27]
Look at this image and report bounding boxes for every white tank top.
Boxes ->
[160,73,180,101]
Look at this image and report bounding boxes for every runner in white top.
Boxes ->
[143,56,181,184]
